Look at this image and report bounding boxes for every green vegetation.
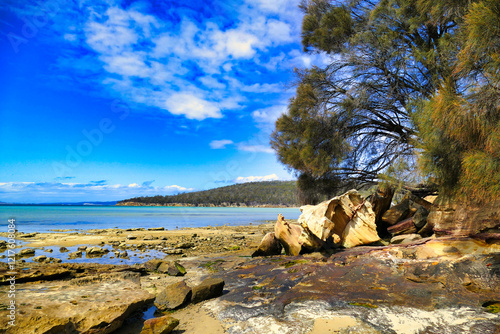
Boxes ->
[483,301,500,314]
[271,0,500,203]
[282,259,309,268]
[118,181,299,207]
[349,302,378,309]
[200,259,225,273]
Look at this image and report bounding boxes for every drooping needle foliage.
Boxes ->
[272,0,500,203]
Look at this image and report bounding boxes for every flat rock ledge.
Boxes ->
[0,265,154,334]
[205,237,500,333]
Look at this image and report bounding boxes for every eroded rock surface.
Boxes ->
[429,197,500,236]
[298,189,380,249]
[205,237,500,334]
[0,267,154,334]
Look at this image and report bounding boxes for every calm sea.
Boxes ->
[0,205,301,233]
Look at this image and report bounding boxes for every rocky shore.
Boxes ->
[1,191,500,333]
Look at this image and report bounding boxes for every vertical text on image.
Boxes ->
[6,218,17,326]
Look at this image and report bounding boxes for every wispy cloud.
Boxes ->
[209,140,234,149]
[234,174,279,183]
[209,140,274,154]
[0,182,193,203]
[236,144,274,154]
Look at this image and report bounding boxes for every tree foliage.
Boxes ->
[415,0,500,201]
[272,0,457,191]
[273,0,500,202]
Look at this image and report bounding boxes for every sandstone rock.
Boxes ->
[19,248,36,256]
[0,272,154,334]
[274,214,303,256]
[143,259,162,272]
[44,248,53,253]
[120,251,129,258]
[148,227,165,231]
[155,281,192,311]
[390,234,422,244]
[158,261,186,276]
[405,192,433,211]
[387,217,417,236]
[191,278,225,304]
[59,247,69,252]
[87,246,108,255]
[165,249,183,255]
[78,246,87,251]
[68,250,82,259]
[127,235,137,240]
[0,241,6,248]
[176,242,195,249]
[297,189,380,249]
[33,255,47,262]
[252,232,283,257]
[369,185,394,225]
[140,315,179,334]
[413,206,429,229]
[429,197,500,236]
[381,199,411,225]
[144,235,155,240]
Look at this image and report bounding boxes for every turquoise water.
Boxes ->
[0,205,301,233]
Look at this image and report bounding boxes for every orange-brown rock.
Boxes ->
[381,199,410,225]
[429,197,500,236]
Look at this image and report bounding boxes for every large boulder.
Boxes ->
[369,185,395,224]
[252,232,283,257]
[155,281,192,311]
[297,189,380,249]
[429,197,500,236]
[191,278,225,304]
[274,214,303,256]
[381,199,410,226]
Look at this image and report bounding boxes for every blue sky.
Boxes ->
[0,0,328,203]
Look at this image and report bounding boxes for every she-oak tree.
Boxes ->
[271,0,500,203]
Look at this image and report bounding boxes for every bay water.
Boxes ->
[0,205,301,264]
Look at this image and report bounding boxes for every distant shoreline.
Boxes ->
[116,201,298,208]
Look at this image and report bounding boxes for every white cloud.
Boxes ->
[102,52,150,77]
[252,105,287,124]
[0,182,193,203]
[234,174,279,183]
[237,144,274,153]
[210,140,234,149]
[165,93,222,120]
[214,29,259,58]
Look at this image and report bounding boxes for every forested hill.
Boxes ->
[116,181,299,207]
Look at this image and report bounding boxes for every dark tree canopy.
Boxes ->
[272,0,500,202]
